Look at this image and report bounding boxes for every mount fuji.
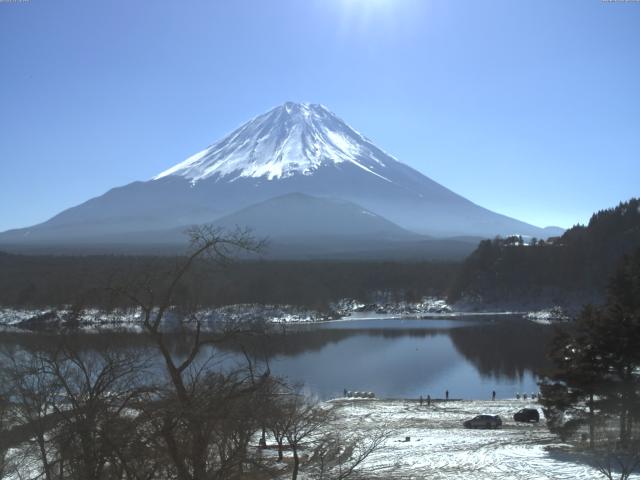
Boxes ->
[0,102,562,257]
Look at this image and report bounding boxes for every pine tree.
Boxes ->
[540,248,640,447]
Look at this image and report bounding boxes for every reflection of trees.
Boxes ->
[448,321,553,380]
[0,331,156,354]
[0,319,554,383]
[217,327,446,358]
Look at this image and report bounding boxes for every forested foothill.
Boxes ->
[449,198,640,312]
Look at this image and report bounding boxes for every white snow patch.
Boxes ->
[526,307,570,324]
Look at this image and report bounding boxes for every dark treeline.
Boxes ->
[0,254,458,310]
[449,198,640,309]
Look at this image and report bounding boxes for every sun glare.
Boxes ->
[334,0,405,35]
[330,0,433,38]
[342,0,394,13]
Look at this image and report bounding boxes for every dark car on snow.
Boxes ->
[514,408,540,423]
[463,414,502,429]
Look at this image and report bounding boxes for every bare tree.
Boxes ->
[1,346,61,480]
[0,337,152,480]
[0,381,10,479]
[266,392,390,480]
[260,380,294,463]
[42,342,150,480]
[109,226,273,480]
[595,443,640,480]
[278,394,332,480]
[309,424,390,480]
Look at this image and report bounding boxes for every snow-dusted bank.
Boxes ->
[525,307,571,324]
[0,304,327,331]
[305,399,633,480]
[0,297,571,331]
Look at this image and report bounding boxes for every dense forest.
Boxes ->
[448,198,640,310]
[0,253,458,311]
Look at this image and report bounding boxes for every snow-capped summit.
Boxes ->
[154,102,394,183]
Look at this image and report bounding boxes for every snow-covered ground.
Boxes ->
[4,397,625,479]
[0,297,454,331]
[314,399,632,480]
[525,307,570,324]
[0,304,328,331]
[332,296,453,318]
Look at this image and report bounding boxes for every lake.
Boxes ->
[214,315,553,400]
[0,315,553,401]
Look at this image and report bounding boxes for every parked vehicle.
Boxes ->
[514,408,540,423]
[463,414,502,429]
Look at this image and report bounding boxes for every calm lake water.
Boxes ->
[216,315,552,400]
[0,315,552,401]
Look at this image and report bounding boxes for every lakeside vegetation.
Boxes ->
[538,247,640,477]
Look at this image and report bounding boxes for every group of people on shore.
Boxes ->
[418,389,454,405]
[343,388,539,403]
[515,392,538,400]
[418,390,499,405]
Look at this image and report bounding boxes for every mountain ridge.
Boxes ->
[211,192,418,239]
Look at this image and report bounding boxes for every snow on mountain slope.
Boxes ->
[154,102,393,183]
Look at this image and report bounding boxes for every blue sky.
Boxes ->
[0,0,638,231]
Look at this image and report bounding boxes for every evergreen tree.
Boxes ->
[540,248,640,447]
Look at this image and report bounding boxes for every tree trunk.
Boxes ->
[620,407,627,446]
[588,393,595,449]
[191,423,208,480]
[36,432,54,480]
[291,445,300,480]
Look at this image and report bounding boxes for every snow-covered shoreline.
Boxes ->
[0,296,571,332]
